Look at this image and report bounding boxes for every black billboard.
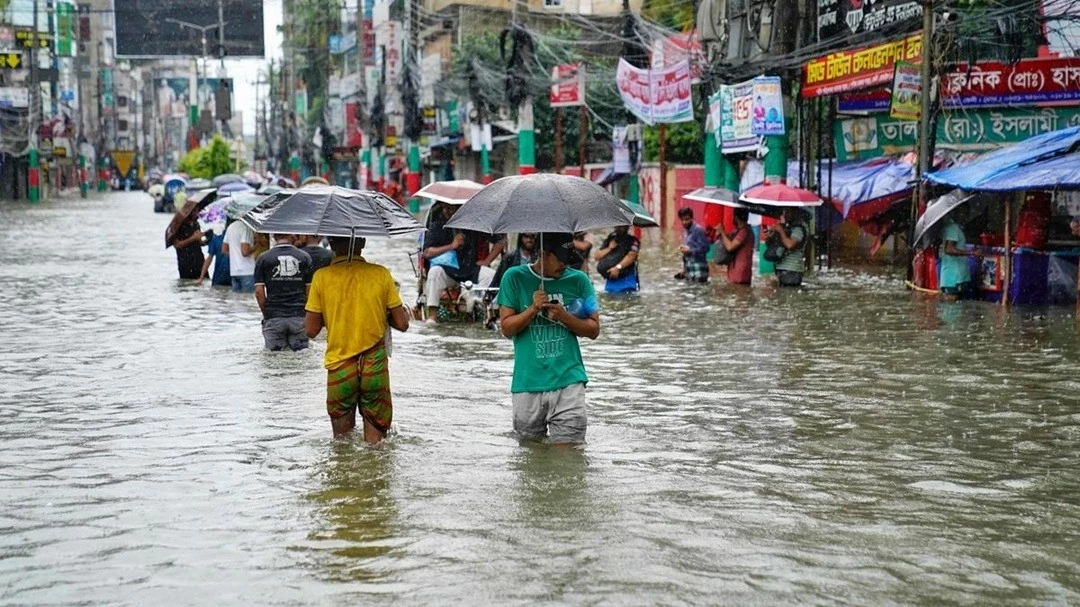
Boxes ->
[114,0,264,58]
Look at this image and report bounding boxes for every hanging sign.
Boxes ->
[942,57,1080,108]
[750,76,785,135]
[0,86,28,107]
[708,90,722,146]
[818,0,922,43]
[550,63,585,108]
[889,61,921,121]
[719,81,758,153]
[802,33,922,98]
[615,59,693,125]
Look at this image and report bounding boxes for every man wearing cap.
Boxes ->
[497,233,600,445]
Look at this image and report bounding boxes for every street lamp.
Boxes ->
[164,18,226,136]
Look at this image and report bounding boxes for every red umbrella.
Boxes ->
[740,183,823,207]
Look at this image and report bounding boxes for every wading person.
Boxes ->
[715,208,755,285]
[254,234,314,351]
[765,208,810,287]
[939,216,983,301]
[497,233,600,445]
[196,228,231,287]
[172,215,205,280]
[594,225,640,292]
[675,207,710,283]
[491,232,538,289]
[222,218,256,292]
[305,236,409,443]
[298,234,335,274]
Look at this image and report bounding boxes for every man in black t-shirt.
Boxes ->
[594,226,640,281]
[254,234,314,351]
[297,235,335,274]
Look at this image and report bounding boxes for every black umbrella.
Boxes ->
[913,189,977,247]
[211,173,244,188]
[240,185,424,238]
[443,173,634,234]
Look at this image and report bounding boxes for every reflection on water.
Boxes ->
[2,194,1080,603]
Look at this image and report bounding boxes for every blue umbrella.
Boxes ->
[217,181,255,196]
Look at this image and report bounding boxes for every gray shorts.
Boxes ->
[512,382,587,444]
[262,316,309,351]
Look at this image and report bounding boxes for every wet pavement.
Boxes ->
[2,191,1080,604]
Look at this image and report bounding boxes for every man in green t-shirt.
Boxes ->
[496,232,601,444]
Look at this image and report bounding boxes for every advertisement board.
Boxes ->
[113,0,264,57]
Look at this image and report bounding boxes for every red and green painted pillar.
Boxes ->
[518,101,535,175]
[480,133,491,185]
[98,156,108,192]
[28,148,40,203]
[289,154,300,186]
[759,133,789,275]
[361,148,371,188]
[406,142,421,213]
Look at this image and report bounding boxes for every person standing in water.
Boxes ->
[497,233,600,445]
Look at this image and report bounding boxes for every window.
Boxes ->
[118,120,129,132]
[544,0,562,8]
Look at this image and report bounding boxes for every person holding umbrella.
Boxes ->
[442,173,631,445]
[496,233,600,445]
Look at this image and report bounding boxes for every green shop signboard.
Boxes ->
[835,106,1080,162]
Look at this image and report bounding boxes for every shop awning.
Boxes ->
[927,125,1080,190]
[974,152,1080,192]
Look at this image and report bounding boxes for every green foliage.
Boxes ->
[289,0,339,129]
[641,0,695,31]
[177,135,241,178]
[643,122,705,165]
[448,30,504,116]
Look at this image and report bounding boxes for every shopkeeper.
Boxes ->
[940,216,984,300]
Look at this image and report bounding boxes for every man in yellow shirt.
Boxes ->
[305,236,410,443]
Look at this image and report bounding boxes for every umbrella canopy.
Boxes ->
[165,188,219,248]
[217,181,256,196]
[912,189,980,247]
[257,184,284,196]
[241,186,423,237]
[414,179,485,205]
[226,193,268,220]
[278,177,297,188]
[740,183,823,207]
[244,170,263,186]
[683,187,742,208]
[443,173,634,234]
[211,173,245,187]
[163,173,187,185]
[198,199,229,226]
[621,199,659,227]
[148,183,165,198]
[187,178,212,191]
[927,125,1080,190]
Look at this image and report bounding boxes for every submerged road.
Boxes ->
[2,192,1080,604]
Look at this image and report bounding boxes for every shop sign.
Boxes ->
[616,59,693,125]
[834,106,1080,160]
[942,57,1080,108]
[802,33,922,98]
[550,63,585,108]
[0,86,29,108]
[888,61,921,121]
[421,106,437,135]
[818,0,922,43]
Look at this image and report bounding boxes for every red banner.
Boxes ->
[345,102,363,147]
[802,33,922,98]
[942,57,1080,108]
[550,63,585,107]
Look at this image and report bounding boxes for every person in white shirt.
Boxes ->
[222,220,256,292]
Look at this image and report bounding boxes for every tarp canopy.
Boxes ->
[926,125,1080,190]
[974,151,1080,192]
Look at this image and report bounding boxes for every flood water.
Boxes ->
[3,192,1080,604]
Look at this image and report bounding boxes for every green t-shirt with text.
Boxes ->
[496,264,596,394]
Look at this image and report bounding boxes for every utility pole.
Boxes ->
[513,0,535,176]
[579,105,588,177]
[914,0,934,232]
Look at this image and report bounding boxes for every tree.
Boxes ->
[177,135,240,178]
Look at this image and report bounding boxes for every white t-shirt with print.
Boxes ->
[224,222,256,276]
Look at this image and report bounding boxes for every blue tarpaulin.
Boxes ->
[974,152,1080,191]
[741,157,912,217]
[926,125,1080,190]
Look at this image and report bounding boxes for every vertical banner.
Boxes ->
[616,58,653,124]
[550,63,586,108]
[720,81,758,153]
[616,59,693,125]
[889,61,922,121]
[649,61,694,123]
[708,90,722,147]
[750,76,785,135]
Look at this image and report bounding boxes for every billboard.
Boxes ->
[114,0,264,58]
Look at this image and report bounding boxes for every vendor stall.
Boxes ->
[922,126,1080,306]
